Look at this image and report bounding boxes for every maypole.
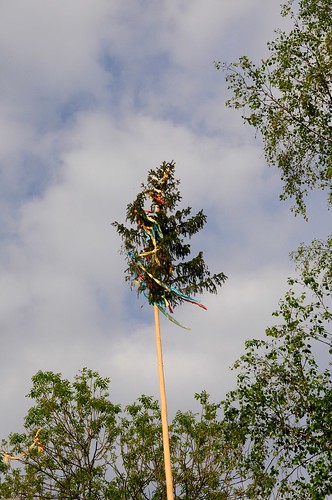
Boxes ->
[154,304,174,499]
[113,161,227,498]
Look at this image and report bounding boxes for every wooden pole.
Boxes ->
[154,305,174,500]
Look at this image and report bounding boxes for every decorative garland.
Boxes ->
[128,168,207,329]
[113,161,227,329]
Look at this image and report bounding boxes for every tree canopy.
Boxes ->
[218,0,332,216]
[216,0,332,496]
[223,236,332,498]
[0,369,248,499]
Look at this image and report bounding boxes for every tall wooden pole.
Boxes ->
[154,305,174,500]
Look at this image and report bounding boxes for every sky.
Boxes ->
[0,0,330,439]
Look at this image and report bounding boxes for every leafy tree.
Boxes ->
[110,395,166,499]
[223,236,332,498]
[217,1,332,496]
[110,391,249,499]
[112,160,227,326]
[0,368,121,499]
[218,0,332,216]
[170,391,248,499]
[0,371,250,499]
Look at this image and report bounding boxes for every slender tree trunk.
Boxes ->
[154,305,174,500]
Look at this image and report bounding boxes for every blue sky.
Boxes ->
[0,0,330,437]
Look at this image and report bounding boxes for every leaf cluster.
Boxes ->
[0,368,121,499]
[219,0,332,216]
[222,237,332,498]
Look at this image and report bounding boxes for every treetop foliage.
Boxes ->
[113,161,227,326]
[218,0,332,216]
[0,369,249,499]
[214,0,332,495]
[223,236,332,498]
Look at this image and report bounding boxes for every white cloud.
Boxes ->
[0,0,329,444]
[0,1,111,95]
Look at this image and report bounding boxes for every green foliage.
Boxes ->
[1,368,121,499]
[223,237,332,498]
[0,371,250,499]
[112,161,227,311]
[170,392,247,499]
[111,395,166,499]
[216,2,332,494]
[218,0,332,216]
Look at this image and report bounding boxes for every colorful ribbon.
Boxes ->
[129,250,207,329]
[4,428,43,464]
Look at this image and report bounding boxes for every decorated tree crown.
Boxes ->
[113,161,227,328]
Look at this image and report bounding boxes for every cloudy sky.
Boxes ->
[0,0,330,438]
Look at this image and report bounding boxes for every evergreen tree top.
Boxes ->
[113,161,227,328]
